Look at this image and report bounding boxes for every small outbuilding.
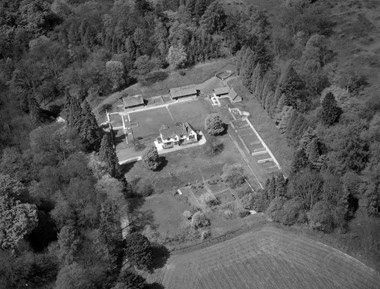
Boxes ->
[213,87,230,98]
[229,88,242,103]
[123,94,145,109]
[170,87,198,100]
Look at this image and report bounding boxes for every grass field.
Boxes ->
[159,226,380,289]
[129,107,173,138]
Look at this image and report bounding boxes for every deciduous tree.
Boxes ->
[142,146,161,171]
[204,113,226,136]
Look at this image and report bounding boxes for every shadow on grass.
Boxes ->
[145,282,165,289]
[120,161,136,175]
[148,243,171,271]
[154,156,168,172]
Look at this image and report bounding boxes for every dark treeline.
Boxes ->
[236,0,380,236]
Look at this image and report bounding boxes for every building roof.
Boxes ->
[123,94,144,108]
[170,87,197,98]
[159,122,195,139]
[214,87,230,96]
[229,88,242,102]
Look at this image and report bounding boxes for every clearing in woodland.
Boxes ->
[158,226,380,289]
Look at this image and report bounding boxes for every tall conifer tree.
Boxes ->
[321,92,342,126]
[79,101,102,152]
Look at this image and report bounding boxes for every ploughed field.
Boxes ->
[161,226,380,289]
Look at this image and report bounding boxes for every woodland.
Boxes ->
[0,0,379,288]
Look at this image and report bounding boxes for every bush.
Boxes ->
[235,183,252,199]
[179,70,186,76]
[280,198,306,225]
[222,164,246,189]
[200,229,211,240]
[204,113,226,136]
[191,212,210,229]
[199,193,220,207]
[100,103,112,114]
[223,210,233,219]
[137,182,154,197]
[207,175,222,185]
[266,197,286,222]
[238,210,250,218]
[309,200,334,232]
[183,210,192,220]
[140,71,168,86]
[240,193,254,210]
[142,146,161,171]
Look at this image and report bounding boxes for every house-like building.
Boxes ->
[156,122,198,149]
[213,87,230,98]
[170,87,198,100]
[213,87,242,103]
[229,88,242,103]
[123,94,145,110]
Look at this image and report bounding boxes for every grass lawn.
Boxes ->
[109,113,123,127]
[137,193,191,239]
[129,107,173,138]
[168,99,212,130]
[124,133,256,191]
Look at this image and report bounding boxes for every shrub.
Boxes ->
[199,193,220,207]
[140,71,168,86]
[223,210,233,219]
[266,197,286,222]
[137,183,154,197]
[280,198,306,225]
[200,229,211,240]
[100,103,112,114]
[238,210,250,218]
[240,194,254,210]
[204,113,226,136]
[235,183,252,199]
[309,200,334,232]
[183,210,192,220]
[142,146,161,170]
[207,175,222,185]
[191,212,210,229]
[222,164,246,189]
[179,70,186,76]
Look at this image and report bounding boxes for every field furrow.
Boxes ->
[161,226,380,289]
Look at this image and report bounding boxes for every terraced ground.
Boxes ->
[161,226,380,289]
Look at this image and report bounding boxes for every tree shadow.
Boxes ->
[145,282,165,289]
[129,209,157,232]
[127,195,146,214]
[148,243,171,271]
[154,156,168,172]
[120,161,136,175]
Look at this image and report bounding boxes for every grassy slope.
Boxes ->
[159,225,380,289]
